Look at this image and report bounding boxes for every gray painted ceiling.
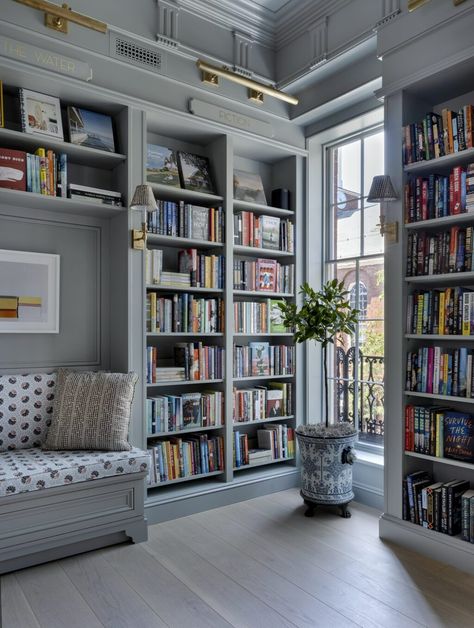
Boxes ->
[250,0,294,12]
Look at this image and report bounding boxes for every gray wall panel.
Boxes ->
[0,213,107,371]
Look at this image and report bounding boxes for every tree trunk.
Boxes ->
[323,345,329,428]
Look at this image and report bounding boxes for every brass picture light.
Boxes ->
[13,0,107,34]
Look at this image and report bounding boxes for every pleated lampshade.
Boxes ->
[366,175,398,203]
[130,184,158,212]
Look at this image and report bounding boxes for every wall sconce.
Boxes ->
[367,175,399,244]
[130,184,157,251]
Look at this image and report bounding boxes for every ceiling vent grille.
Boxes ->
[110,35,164,73]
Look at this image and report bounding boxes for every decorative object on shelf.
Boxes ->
[19,88,64,140]
[0,249,60,333]
[367,174,399,243]
[66,106,115,152]
[146,144,180,188]
[278,280,359,517]
[130,184,157,251]
[233,169,266,204]
[0,80,3,128]
[13,0,107,34]
[196,59,299,106]
[177,151,215,194]
[272,188,290,210]
[0,148,26,191]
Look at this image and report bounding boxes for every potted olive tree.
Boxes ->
[278,280,359,518]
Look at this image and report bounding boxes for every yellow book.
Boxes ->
[150,292,157,333]
[435,412,444,457]
[416,294,423,334]
[462,292,472,336]
[204,256,210,288]
[34,148,47,195]
[439,291,446,335]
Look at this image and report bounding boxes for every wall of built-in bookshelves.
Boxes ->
[402,94,474,547]
[143,117,302,494]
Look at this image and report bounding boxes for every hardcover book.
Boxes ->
[266,389,283,417]
[182,392,202,427]
[177,151,214,194]
[233,169,266,204]
[0,148,26,191]
[19,88,63,140]
[191,205,210,241]
[146,144,181,187]
[67,106,116,152]
[256,258,277,292]
[261,215,280,250]
[249,342,270,376]
[269,299,287,333]
[444,411,474,462]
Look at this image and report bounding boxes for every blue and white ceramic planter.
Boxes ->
[296,426,357,517]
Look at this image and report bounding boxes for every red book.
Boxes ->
[0,148,26,191]
[449,173,455,214]
[421,179,428,220]
[453,166,463,214]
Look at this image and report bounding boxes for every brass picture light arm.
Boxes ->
[196,59,299,106]
[13,0,107,34]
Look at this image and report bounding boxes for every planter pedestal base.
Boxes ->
[301,491,352,518]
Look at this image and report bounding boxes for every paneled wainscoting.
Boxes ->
[2,488,474,627]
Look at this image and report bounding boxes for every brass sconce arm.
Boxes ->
[13,0,107,34]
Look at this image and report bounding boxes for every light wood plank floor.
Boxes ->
[2,489,474,628]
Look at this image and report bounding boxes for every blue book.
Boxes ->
[444,411,474,461]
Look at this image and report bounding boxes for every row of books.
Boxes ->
[406,288,474,335]
[146,248,225,289]
[233,258,294,293]
[146,293,224,334]
[233,212,294,252]
[233,299,289,334]
[233,343,295,378]
[233,424,295,467]
[233,382,293,422]
[146,391,224,434]
[147,434,224,484]
[403,471,474,541]
[406,227,474,276]
[402,105,474,165]
[146,202,224,242]
[146,343,225,383]
[404,165,474,223]
[406,346,474,397]
[405,405,474,461]
[0,147,66,197]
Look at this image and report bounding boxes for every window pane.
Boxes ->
[359,257,384,322]
[363,131,384,196]
[332,201,361,260]
[363,202,384,256]
[333,139,361,202]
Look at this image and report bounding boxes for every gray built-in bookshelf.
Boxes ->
[381,62,474,574]
[0,58,306,524]
[141,110,305,514]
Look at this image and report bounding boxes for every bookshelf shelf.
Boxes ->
[147,424,224,438]
[0,127,127,169]
[146,285,223,294]
[405,451,474,470]
[404,390,474,403]
[234,456,295,472]
[233,245,294,259]
[233,332,294,337]
[148,469,224,489]
[147,379,224,388]
[404,146,474,174]
[233,199,294,217]
[149,183,223,206]
[233,290,294,298]
[0,187,124,218]
[233,374,295,382]
[233,415,294,427]
[405,213,474,230]
[147,234,224,249]
[405,272,474,285]
[147,332,224,338]
[405,334,474,340]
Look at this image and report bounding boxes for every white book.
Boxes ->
[432,346,441,395]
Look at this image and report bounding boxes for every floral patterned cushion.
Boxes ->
[0,373,56,452]
[0,447,149,496]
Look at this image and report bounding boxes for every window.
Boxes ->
[325,127,385,449]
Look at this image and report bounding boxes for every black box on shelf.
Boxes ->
[271,188,290,209]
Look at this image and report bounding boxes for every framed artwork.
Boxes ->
[233,169,267,204]
[0,249,60,333]
[19,88,64,140]
[146,144,181,187]
[67,106,116,152]
[177,151,215,194]
[0,80,4,128]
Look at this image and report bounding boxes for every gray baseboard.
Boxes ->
[145,469,300,524]
[379,513,474,576]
